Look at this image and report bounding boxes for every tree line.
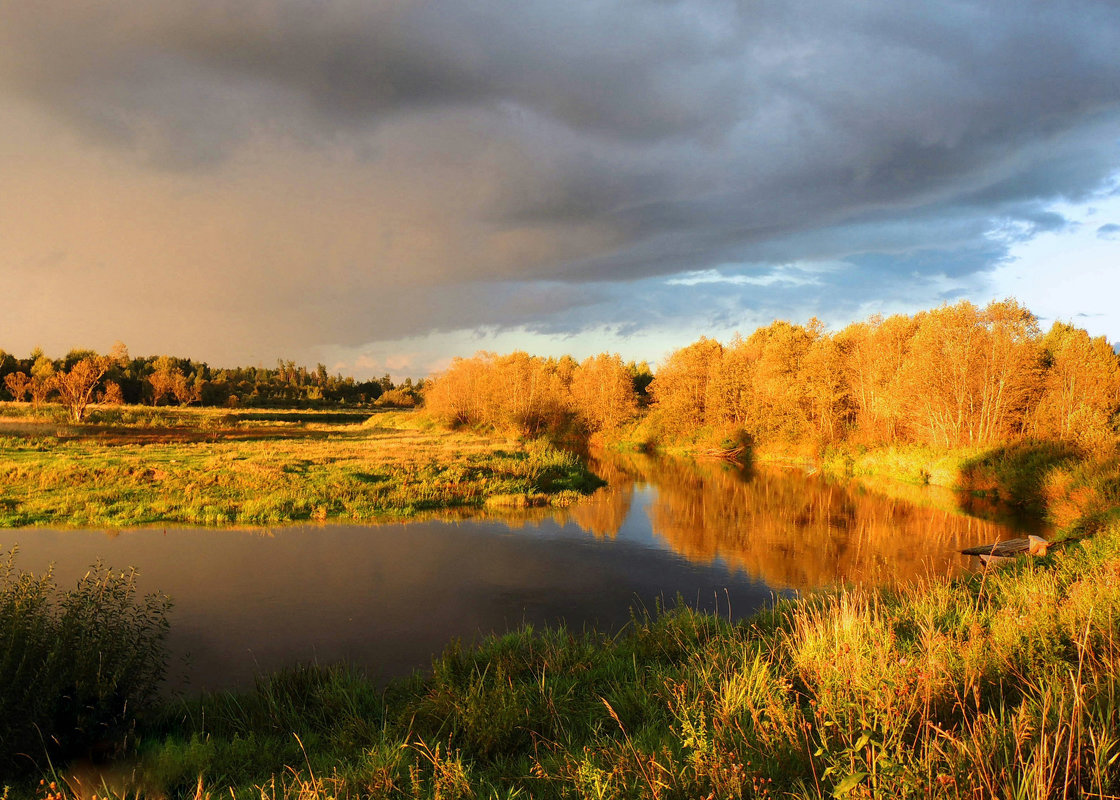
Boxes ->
[423,351,652,442]
[5,300,1118,451]
[422,300,1120,455]
[0,343,422,422]
[650,299,1120,454]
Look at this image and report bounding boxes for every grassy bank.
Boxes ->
[12,518,1114,799]
[814,441,1120,534]
[0,405,601,527]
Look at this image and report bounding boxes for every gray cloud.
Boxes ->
[2,0,1120,364]
[1098,223,1120,239]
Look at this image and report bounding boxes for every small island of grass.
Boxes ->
[0,407,600,528]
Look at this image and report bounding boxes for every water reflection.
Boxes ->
[576,453,1032,589]
[472,451,1038,589]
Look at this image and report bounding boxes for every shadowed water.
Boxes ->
[1,452,1043,692]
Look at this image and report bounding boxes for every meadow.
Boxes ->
[0,405,600,527]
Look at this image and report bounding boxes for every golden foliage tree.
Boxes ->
[708,335,755,428]
[424,350,639,439]
[799,333,852,443]
[29,356,56,407]
[1031,322,1120,453]
[897,300,1040,446]
[148,356,179,406]
[836,313,915,442]
[4,372,31,402]
[171,371,203,406]
[570,353,638,434]
[423,352,571,436]
[742,320,817,443]
[650,337,723,438]
[55,356,113,422]
[647,299,1117,455]
[100,381,125,406]
[431,300,1117,456]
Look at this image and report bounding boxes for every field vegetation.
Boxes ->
[0,408,598,527]
[0,551,169,775]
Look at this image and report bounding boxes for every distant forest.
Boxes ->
[4,300,1120,455]
[0,344,422,414]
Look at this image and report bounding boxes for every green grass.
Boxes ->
[0,406,601,527]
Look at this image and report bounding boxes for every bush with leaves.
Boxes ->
[0,550,171,772]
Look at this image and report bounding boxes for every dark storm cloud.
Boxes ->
[2,0,1120,360]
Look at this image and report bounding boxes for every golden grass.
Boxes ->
[0,406,598,527]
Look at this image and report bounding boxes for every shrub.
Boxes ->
[0,550,170,772]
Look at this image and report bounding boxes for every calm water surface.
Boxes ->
[2,452,1045,692]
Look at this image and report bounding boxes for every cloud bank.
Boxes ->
[2,0,1119,371]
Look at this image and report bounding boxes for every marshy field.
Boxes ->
[0,406,598,528]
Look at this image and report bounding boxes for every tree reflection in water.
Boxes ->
[557,451,1044,590]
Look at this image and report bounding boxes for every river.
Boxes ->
[0,451,1046,692]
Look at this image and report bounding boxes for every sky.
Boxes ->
[2,1,1119,379]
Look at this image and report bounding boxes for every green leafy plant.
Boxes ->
[0,550,170,772]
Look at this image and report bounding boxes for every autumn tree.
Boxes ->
[799,332,852,443]
[29,355,56,407]
[109,341,130,368]
[1031,322,1120,453]
[374,387,420,408]
[148,356,179,405]
[171,371,203,406]
[896,300,1041,447]
[424,352,499,428]
[422,351,574,436]
[742,320,817,443]
[571,353,638,434]
[4,372,31,402]
[650,337,724,439]
[708,335,755,428]
[55,356,114,422]
[836,314,916,443]
[100,381,125,405]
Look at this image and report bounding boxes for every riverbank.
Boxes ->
[809,441,1120,534]
[628,426,1120,537]
[25,516,1112,799]
[0,405,600,527]
[3,445,1118,797]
